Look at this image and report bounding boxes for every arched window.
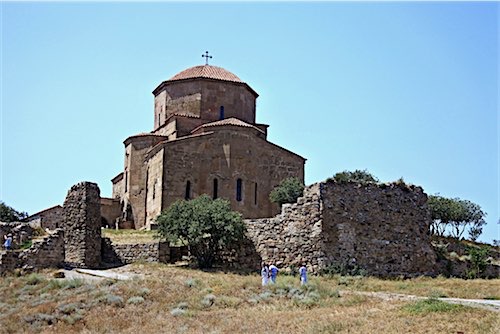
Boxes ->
[219,106,225,120]
[185,181,191,200]
[236,178,242,202]
[254,182,258,205]
[213,179,218,199]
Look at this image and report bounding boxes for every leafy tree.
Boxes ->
[331,169,379,185]
[0,201,28,222]
[269,177,305,206]
[428,195,486,240]
[467,246,490,279]
[155,195,245,268]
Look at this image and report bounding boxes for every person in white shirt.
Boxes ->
[299,264,307,285]
[261,263,270,286]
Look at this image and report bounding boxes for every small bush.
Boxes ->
[184,278,199,288]
[25,273,45,286]
[403,298,464,314]
[329,169,379,185]
[127,296,145,305]
[201,294,216,308]
[269,177,305,206]
[170,308,186,316]
[105,294,124,307]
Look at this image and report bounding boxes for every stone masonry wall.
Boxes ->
[1,229,65,275]
[321,181,437,277]
[101,238,169,265]
[63,182,102,268]
[19,229,65,270]
[238,181,437,277]
[243,184,326,272]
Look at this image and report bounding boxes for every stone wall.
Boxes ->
[19,229,65,270]
[101,238,169,265]
[243,184,326,272]
[100,197,121,229]
[239,181,438,277]
[321,181,436,277]
[63,182,102,268]
[160,128,305,224]
[1,229,65,275]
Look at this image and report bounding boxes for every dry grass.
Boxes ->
[331,275,500,299]
[0,264,499,334]
[101,228,158,244]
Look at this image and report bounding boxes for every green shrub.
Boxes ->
[329,169,379,185]
[403,298,464,314]
[269,177,305,206]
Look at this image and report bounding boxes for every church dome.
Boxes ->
[167,65,243,83]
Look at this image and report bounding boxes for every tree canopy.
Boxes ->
[330,169,379,185]
[155,195,246,268]
[269,177,305,206]
[428,195,486,241]
[0,201,28,222]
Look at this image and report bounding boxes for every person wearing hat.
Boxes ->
[3,233,13,250]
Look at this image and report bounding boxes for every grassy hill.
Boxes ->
[0,264,499,333]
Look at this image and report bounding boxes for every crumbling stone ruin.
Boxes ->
[241,180,437,277]
[63,182,102,268]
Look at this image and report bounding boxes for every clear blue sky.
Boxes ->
[1,2,498,243]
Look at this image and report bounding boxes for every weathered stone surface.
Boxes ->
[111,64,305,229]
[63,182,101,268]
[101,238,169,265]
[24,205,64,230]
[19,229,65,269]
[321,180,436,277]
[233,181,438,277]
[1,229,65,275]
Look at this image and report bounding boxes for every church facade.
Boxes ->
[110,64,305,229]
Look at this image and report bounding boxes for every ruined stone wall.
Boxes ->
[1,229,65,275]
[243,184,326,272]
[101,238,169,265]
[321,181,437,277]
[63,182,102,268]
[236,181,437,277]
[19,229,65,269]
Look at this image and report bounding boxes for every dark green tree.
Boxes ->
[0,201,28,222]
[331,169,379,185]
[155,195,245,268]
[269,177,305,206]
[428,195,486,240]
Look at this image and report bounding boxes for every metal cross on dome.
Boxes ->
[202,51,212,65]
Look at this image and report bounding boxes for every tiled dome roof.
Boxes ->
[168,65,243,83]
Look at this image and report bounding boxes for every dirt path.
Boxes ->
[342,290,500,312]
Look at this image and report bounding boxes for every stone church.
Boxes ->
[107,62,306,229]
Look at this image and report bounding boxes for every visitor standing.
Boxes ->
[3,233,13,250]
[261,263,269,286]
[269,264,279,284]
[299,264,308,285]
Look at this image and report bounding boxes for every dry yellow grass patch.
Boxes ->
[334,275,500,299]
[1,264,498,334]
[101,228,157,244]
